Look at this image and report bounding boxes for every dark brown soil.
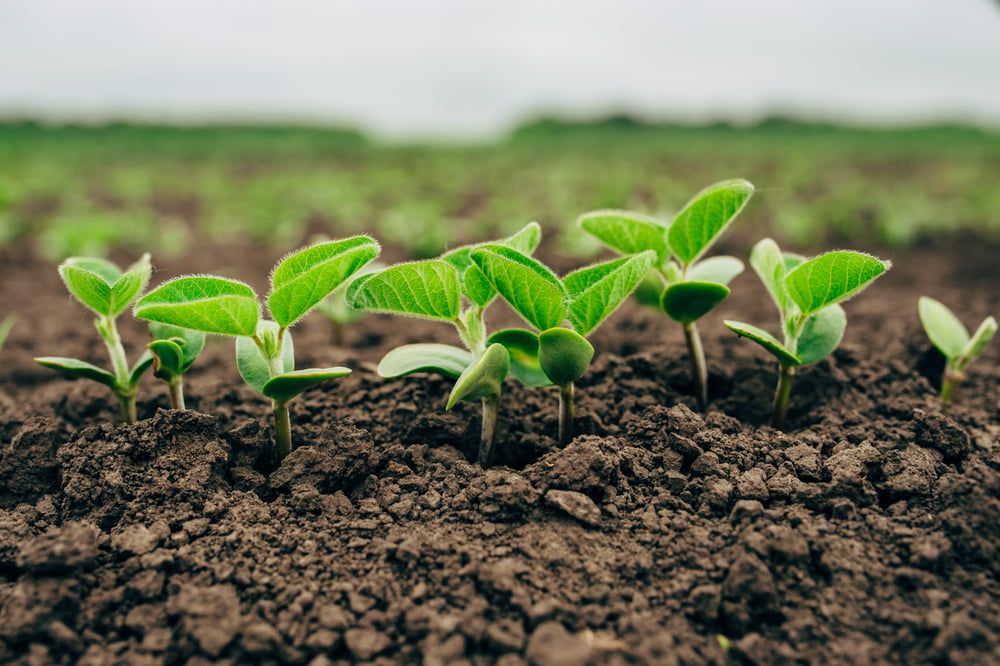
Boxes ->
[0,238,997,665]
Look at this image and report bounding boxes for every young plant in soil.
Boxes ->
[316,261,385,346]
[134,236,379,465]
[147,322,206,410]
[470,244,656,445]
[725,239,891,428]
[918,296,996,404]
[35,255,154,423]
[347,223,541,467]
[0,315,14,354]
[578,179,754,409]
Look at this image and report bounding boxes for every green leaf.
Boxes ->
[236,321,294,395]
[108,254,152,317]
[446,343,509,409]
[35,356,117,389]
[564,251,657,335]
[441,222,543,308]
[504,221,542,254]
[376,343,472,379]
[784,251,891,318]
[959,316,997,364]
[0,315,15,351]
[59,262,113,316]
[660,281,730,324]
[129,350,154,386]
[795,304,846,365]
[688,255,744,286]
[749,238,792,313]
[268,235,380,327]
[668,179,754,266]
[262,367,351,402]
[470,245,566,331]
[148,339,185,380]
[135,276,260,337]
[918,296,969,360]
[346,260,460,322]
[487,328,553,387]
[149,322,206,372]
[577,210,670,264]
[633,270,665,308]
[538,327,594,386]
[64,257,121,283]
[724,321,801,367]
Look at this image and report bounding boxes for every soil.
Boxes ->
[0,237,997,665]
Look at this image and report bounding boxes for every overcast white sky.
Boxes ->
[2,0,999,138]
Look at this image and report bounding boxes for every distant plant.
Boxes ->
[135,236,379,465]
[725,240,891,428]
[579,179,754,409]
[316,261,385,346]
[918,297,996,404]
[347,223,541,467]
[470,244,656,445]
[147,323,206,410]
[35,255,154,423]
[0,315,15,354]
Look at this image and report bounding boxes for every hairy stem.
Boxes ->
[99,316,131,387]
[272,400,292,466]
[167,377,185,410]
[478,394,501,468]
[771,364,796,429]
[558,382,575,446]
[683,321,709,410]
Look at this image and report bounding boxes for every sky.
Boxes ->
[2,0,999,138]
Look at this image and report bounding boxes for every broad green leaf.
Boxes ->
[377,343,472,379]
[724,321,801,367]
[63,257,121,283]
[135,276,260,337]
[446,343,510,409]
[470,245,566,331]
[564,251,657,335]
[236,321,294,395]
[129,351,154,386]
[687,255,744,285]
[784,251,891,317]
[538,327,594,386]
[668,179,754,265]
[577,210,670,264]
[487,328,553,387]
[660,281,730,324]
[795,304,846,365]
[918,296,968,360]
[346,260,460,322]
[35,356,117,389]
[268,235,380,327]
[149,322,206,371]
[504,221,542,254]
[441,222,542,308]
[959,316,997,364]
[148,339,185,380]
[633,270,665,308]
[784,253,806,271]
[59,263,112,316]
[749,238,791,313]
[108,254,152,317]
[262,367,351,402]
[317,260,384,325]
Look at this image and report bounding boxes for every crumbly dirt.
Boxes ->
[0,238,997,665]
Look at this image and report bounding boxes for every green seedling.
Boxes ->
[147,322,206,410]
[0,315,14,354]
[347,223,541,467]
[316,261,384,346]
[470,244,656,445]
[578,179,754,409]
[134,236,379,465]
[35,255,154,423]
[725,239,891,428]
[918,297,996,404]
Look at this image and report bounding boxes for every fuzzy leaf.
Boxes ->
[148,339,185,380]
[377,343,472,379]
[577,210,670,264]
[441,222,542,308]
[660,281,730,324]
[785,251,890,318]
[262,367,351,402]
[129,351,154,386]
[538,327,594,386]
[668,179,754,265]
[109,254,152,317]
[346,260,460,322]
[470,245,566,331]
[59,262,113,316]
[149,322,206,372]
[487,328,553,387]
[918,296,969,360]
[505,221,542,254]
[236,321,294,395]
[795,305,846,365]
[688,255,744,286]
[268,236,379,327]
[564,251,656,335]
[446,343,509,409]
[749,238,792,313]
[960,316,997,363]
[135,276,260,337]
[35,356,117,389]
[65,257,121,283]
[724,320,801,367]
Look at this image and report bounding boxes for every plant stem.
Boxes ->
[940,366,963,405]
[99,316,131,386]
[272,400,292,465]
[771,364,796,429]
[167,377,185,410]
[478,394,501,468]
[558,382,575,446]
[117,392,137,424]
[682,321,709,410]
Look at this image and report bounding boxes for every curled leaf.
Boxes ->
[724,320,801,367]
[660,281,730,324]
[538,327,594,386]
[262,367,352,403]
[446,343,510,409]
[377,343,472,379]
[487,328,553,387]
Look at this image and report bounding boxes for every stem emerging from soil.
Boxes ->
[772,364,796,429]
[118,393,137,424]
[478,394,501,468]
[683,321,709,410]
[940,366,963,405]
[167,377,185,410]
[558,382,575,446]
[272,400,292,466]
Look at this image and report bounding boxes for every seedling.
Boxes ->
[725,239,891,428]
[147,322,206,410]
[316,261,384,346]
[470,244,656,445]
[918,297,996,403]
[578,179,754,409]
[35,255,154,423]
[134,236,379,465]
[0,315,14,354]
